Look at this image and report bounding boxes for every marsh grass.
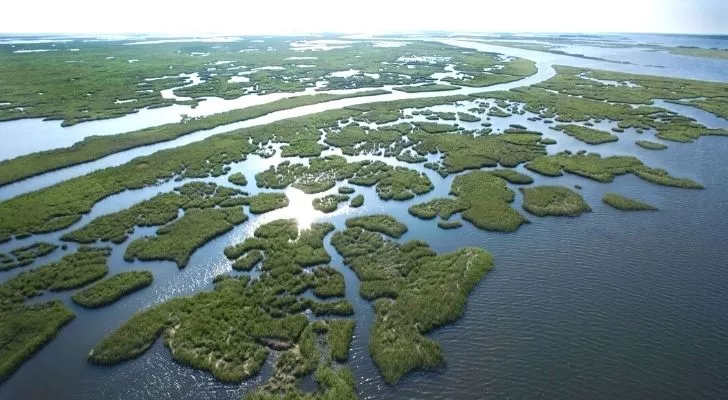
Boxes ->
[248,193,289,214]
[409,199,469,220]
[525,152,703,189]
[312,194,350,213]
[256,156,433,201]
[557,124,619,145]
[124,207,247,268]
[92,220,353,383]
[331,223,493,384]
[636,140,668,150]
[345,215,408,238]
[72,271,153,308]
[520,186,591,217]
[602,193,658,211]
[0,302,74,382]
[349,194,364,208]
[0,247,110,303]
[0,90,390,187]
[62,182,247,244]
[437,221,462,229]
[0,242,58,271]
[392,84,460,93]
[227,172,248,186]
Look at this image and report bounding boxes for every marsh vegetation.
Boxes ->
[312,194,350,213]
[520,186,592,217]
[0,38,725,398]
[332,218,493,383]
[0,242,58,271]
[72,271,153,308]
[92,220,353,384]
[602,193,658,211]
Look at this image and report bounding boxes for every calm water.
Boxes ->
[1,35,728,400]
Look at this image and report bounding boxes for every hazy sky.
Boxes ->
[2,0,726,35]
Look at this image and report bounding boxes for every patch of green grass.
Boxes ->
[280,140,328,158]
[396,151,427,164]
[538,65,728,120]
[350,194,364,208]
[248,192,290,214]
[636,140,668,150]
[345,215,408,238]
[313,194,350,213]
[479,83,728,143]
[409,170,529,232]
[246,363,357,400]
[0,247,110,303]
[540,138,557,145]
[0,97,476,242]
[0,90,389,188]
[413,121,458,134]
[331,225,493,384]
[486,169,534,184]
[256,156,433,201]
[312,267,346,299]
[328,320,356,362]
[338,186,355,194]
[457,112,481,122]
[663,46,728,60]
[124,207,247,268]
[444,73,524,88]
[525,152,703,189]
[92,220,352,383]
[71,271,153,308]
[227,172,247,186]
[411,129,546,177]
[602,193,658,211]
[451,171,527,232]
[557,124,619,145]
[520,186,591,217]
[62,182,246,244]
[225,220,334,272]
[409,198,469,220]
[632,168,704,189]
[232,250,264,271]
[375,167,433,201]
[0,242,58,271]
[0,302,75,382]
[487,107,511,117]
[393,84,460,93]
[437,221,462,229]
[324,125,404,156]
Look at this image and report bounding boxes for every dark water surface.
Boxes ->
[1,35,728,400]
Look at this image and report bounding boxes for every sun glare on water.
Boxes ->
[230,187,357,246]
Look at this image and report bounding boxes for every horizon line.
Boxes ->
[1,31,727,37]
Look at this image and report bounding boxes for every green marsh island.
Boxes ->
[0,31,727,400]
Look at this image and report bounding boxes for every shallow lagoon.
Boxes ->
[1,35,728,399]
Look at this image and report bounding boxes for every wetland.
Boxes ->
[1,33,728,400]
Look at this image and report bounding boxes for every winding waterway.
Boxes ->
[1,36,728,400]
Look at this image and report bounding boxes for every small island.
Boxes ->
[72,271,153,308]
[602,193,658,211]
[520,186,592,217]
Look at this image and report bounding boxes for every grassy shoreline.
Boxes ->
[72,271,153,308]
[602,193,658,211]
[0,90,389,187]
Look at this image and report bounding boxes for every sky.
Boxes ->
[2,0,726,35]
